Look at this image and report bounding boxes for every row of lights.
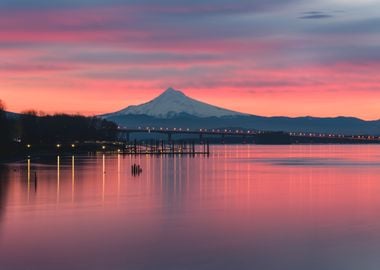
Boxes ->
[26,144,76,148]
[133,126,258,134]
[26,144,124,152]
[199,129,257,134]
[289,133,379,140]
[103,145,123,153]
[118,126,379,140]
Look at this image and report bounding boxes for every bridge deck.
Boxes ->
[117,128,380,142]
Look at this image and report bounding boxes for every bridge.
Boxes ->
[117,127,380,143]
[118,127,258,141]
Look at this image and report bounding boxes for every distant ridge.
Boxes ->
[102,87,380,135]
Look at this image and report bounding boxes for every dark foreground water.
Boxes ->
[1,145,380,270]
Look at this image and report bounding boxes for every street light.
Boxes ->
[56,144,61,148]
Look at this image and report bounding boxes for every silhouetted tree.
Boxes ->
[19,110,39,144]
[17,112,118,144]
[0,100,12,152]
[1,103,118,155]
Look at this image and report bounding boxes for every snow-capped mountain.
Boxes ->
[104,87,245,119]
[100,87,380,135]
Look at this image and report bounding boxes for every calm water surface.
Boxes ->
[1,145,380,270]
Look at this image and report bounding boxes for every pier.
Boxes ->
[120,140,210,155]
[20,140,211,157]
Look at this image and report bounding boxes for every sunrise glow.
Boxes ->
[0,1,379,119]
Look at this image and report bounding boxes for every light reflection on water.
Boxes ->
[1,145,380,270]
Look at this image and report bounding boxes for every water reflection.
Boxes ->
[0,146,380,270]
[0,165,9,226]
[57,156,60,203]
[102,154,105,203]
[72,156,75,202]
[27,158,30,201]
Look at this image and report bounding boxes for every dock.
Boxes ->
[119,140,210,155]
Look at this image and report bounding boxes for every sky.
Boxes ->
[0,0,379,119]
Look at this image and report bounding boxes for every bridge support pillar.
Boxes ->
[167,133,172,142]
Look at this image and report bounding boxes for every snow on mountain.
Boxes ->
[106,87,245,119]
[100,87,380,135]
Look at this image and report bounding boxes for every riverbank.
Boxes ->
[1,137,380,164]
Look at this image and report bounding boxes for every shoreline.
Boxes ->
[2,141,380,165]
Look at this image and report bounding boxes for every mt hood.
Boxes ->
[104,87,244,119]
[100,87,380,135]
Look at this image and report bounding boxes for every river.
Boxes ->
[1,145,380,270]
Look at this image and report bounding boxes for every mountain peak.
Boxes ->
[159,87,186,98]
[108,87,245,119]
[165,87,177,93]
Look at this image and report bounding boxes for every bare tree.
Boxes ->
[0,99,10,148]
[0,99,4,111]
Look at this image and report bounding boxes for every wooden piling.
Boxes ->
[120,139,209,156]
[34,171,38,192]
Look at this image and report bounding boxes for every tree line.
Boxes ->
[0,100,118,153]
